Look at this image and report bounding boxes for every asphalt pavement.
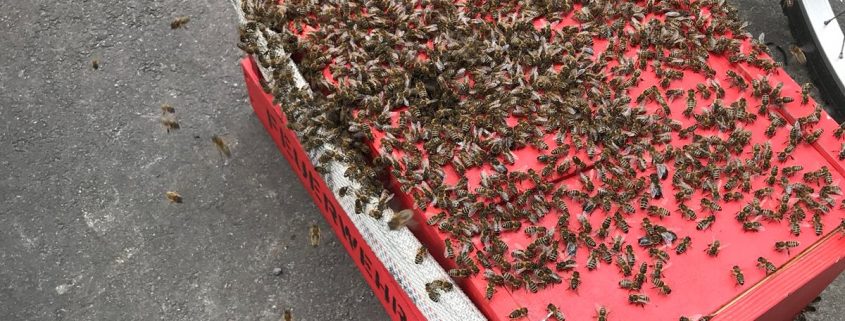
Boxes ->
[0,1,841,321]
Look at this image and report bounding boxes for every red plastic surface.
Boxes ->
[258,3,845,321]
[361,18,845,321]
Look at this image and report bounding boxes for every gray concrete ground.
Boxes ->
[0,1,841,321]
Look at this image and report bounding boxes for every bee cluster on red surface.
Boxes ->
[236,0,845,319]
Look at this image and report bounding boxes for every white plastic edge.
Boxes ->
[229,1,487,320]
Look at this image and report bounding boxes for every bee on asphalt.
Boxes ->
[675,236,692,254]
[165,191,183,203]
[697,215,716,230]
[211,135,231,157]
[161,103,176,114]
[758,257,777,275]
[388,209,414,230]
[415,246,427,264]
[732,265,745,285]
[706,240,721,257]
[170,16,191,29]
[508,307,528,319]
[628,293,649,306]
[160,116,180,133]
[790,44,807,64]
[775,240,800,254]
[284,309,292,321]
[309,224,320,247]
[92,59,100,70]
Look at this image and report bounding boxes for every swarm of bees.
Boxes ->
[236,0,845,319]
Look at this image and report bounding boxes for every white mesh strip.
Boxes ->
[230,1,486,320]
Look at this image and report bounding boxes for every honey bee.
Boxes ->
[160,116,180,133]
[675,236,692,254]
[743,221,763,232]
[547,303,566,321]
[165,191,183,203]
[725,70,748,90]
[840,143,845,160]
[556,259,576,271]
[284,309,292,321]
[782,165,803,176]
[684,89,696,117]
[309,224,320,247]
[678,204,697,221]
[801,83,813,104]
[754,187,774,199]
[696,83,711,99]
[697,215,716,230]
[570,271,581,291]
[170,16,191,29]
[732,265,745,285]
[415,246,427,264]
[211,135,231,157]
[596,306,609,321]
[448,268,471,278]
[628,293,649,306]
[444,239,455,259]
[706,240,721,256]
[426,212,445,225]
[92,59,100,70]
[160,103,176,114]
[586,251,599,270]
[834,122,845,138]
[813,213,823,236]
[388,209,414,230]
[639,193,649,209]
[508,307,528,319]
[757,257,777,275]
[790,45,807,64]
[613,212,630,233]
[597,217,611,239]
[775,240,800,254]
[485,282,495,300]
[700,198,721,211]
